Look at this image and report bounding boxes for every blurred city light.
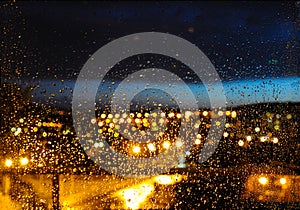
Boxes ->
[5,159,13,167]
[258,176,268,185]
[20,157,29,166]
[246,135,252,141]
[238,140,245,147]
[162,141,171,149]
[195,139,201,145]
[147,143,156,152]
[132,145,141,154]
[280,177,287,185]
[272,137,279,143]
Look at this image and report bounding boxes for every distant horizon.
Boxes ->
[9,76,299,109]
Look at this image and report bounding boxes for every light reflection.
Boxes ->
[154,174,184,185]
[118,183,154,209]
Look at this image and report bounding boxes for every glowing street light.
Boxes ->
[20,157,29,166]
[258,176,268,185]
[280,177,287,185]
[162,141,171,149]
[132,145,141,154]
[5,159,13,168]
[147,143,156,152]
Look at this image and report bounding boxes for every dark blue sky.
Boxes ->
[1,1,299,84]
[1,1,299,108]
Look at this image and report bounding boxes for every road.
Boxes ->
[0,172,181,209]
[0,173,151,209]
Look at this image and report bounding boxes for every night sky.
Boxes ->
[1,1,299,107]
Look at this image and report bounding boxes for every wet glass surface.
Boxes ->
[1,2,300,209]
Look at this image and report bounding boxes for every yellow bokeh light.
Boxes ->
[151,122,157,127]
[280,177,287,185]
[98,121,104,127]
[258,176,268,185]
[175,140,183,147]
[147,143,156,152]
[142,118,148,124]
[231,111,237,118]
[238,140,244,147]
[168,112,175,118]
[195,139,201,145]
[216,121,221,126]
[151,112,157,118]
[272,137,279,144]
[223,132,229,138]
[135,118,141,124]
[20,157,29,166]
[185,111,192,118]
[203,111,208,117]
[5,159,13,167]
[260,136,268,142]
[162,141,171,149]
[132,146,141,154]
[42,132,47,137]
